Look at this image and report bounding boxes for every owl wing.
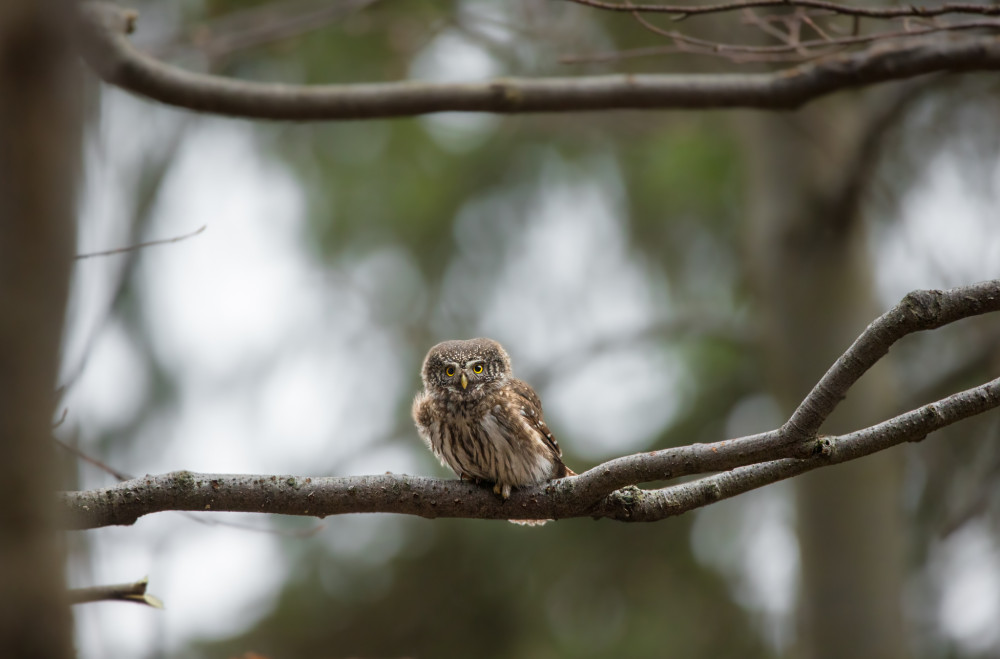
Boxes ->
[506,378,562,459]
[411,391,434,446]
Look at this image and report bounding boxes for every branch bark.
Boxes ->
[76,2,1000,120]
[60,281,1000,528]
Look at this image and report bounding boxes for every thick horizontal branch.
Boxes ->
[57,373,1000,527]
[55,433,798,529]
[59,281,1000,528]
[77,2,1000,120]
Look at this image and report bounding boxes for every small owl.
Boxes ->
[412,338,574,508]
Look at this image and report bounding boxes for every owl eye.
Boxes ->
[473,364,484,374]
[445,366,456,377]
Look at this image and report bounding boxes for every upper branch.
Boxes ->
[77,2,1000,120]
[565,0,1000,20]
[59,282,1000,528]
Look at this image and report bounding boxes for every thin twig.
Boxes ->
[74,225,206,261]
[52,408,69,429]
[565,0,1000,20]
[54,435,132,481]
[632,11,1000,59]
[68,577,164,608]
[148,0,378,60]
[800,10,835,41]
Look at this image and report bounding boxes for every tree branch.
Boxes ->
[59,281,1000,528]
[76,2,1000,120]
[564,0,1000,20]
[783,279,1000,440]
[147,0,377,61]
[74,224,206,261]
[630,10,1000,63]
[68,577,163,608]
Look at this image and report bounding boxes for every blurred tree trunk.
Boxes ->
[737,100,907,659]
[0,1,81,657]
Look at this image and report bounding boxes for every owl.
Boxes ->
[412,338,574,509]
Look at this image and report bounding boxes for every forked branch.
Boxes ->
[60,281,1000,527]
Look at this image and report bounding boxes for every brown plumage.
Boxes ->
[412,338,574,523]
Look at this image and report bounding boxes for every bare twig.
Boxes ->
[74,224,206,261]
[76,2,1000,119]
[54,436,132,481]
[58,281,1000,528]
[631,10,1000,61]
[52,408,69,429]
[148,0,378,61]
[564,0,1000,21]
[68,577,164,608]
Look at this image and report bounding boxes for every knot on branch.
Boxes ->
[700,479,723,502]
[605,485,646,519]
[76,2,144,90]
[488,80,524,111]
[900,288,946,327]
[813,437,834,456]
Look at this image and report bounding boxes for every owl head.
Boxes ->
[421,338,512,398]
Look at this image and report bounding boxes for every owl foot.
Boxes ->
[493,482,512,500]
[488,481,548,525]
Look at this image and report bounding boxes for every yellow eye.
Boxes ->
[445,366,456,377]
[473,364,483,374]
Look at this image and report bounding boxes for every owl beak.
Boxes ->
[460,372,468,390]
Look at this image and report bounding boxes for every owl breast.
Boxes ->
[478,407,559,485]
[413,390,562,496]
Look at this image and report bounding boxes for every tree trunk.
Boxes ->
[738,100,908,659]
[0,2,82,657]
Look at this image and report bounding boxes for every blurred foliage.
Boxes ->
[202,518,769,659]
[76,0,1000,658]
[172,3,769,658]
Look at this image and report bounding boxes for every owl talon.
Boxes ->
[462,474,487,487]
[493,482,512,500]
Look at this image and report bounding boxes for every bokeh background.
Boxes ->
[60,1,1000,657]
